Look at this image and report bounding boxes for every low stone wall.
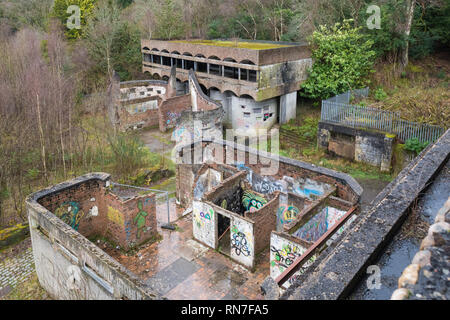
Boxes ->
[26,173,161,300]
[391,198,450,300]
[318,121,395,172]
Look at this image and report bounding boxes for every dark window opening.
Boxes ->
[209,64,221,76]
[249,70,257,82]
[224,66,239,79]
[197,62,207,73]
[162,56,171,66]
[184,59,194,70]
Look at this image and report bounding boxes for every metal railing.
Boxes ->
[321,88,445,144]
[110,182,175,230]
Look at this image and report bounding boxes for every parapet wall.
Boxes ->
[26,173,161,300]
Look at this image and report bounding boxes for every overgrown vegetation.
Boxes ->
[301,20,376,99]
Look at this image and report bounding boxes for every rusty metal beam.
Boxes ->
[275,206,357,287]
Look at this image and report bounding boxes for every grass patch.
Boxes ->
[0,273,50,300]
[171,39,293,50]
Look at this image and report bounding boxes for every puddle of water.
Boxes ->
[349,237,420,300]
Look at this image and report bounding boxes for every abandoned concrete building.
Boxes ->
[141,39,312,134]
[25,126,449,300]
[26,133,367,299]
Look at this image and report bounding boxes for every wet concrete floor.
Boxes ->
[104,199,267,300]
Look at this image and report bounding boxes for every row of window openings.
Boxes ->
[143,54,257,82]
[128,87,162,95]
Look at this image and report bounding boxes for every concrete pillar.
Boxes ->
[279,92,297,124]
[238,68,241,80]
[221,65,224,77]
[194,62,198,71]
[207,63,210,74]
[151,54,154,63]
[182,60,185,69]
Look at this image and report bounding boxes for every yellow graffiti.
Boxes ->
[107,206,124,226]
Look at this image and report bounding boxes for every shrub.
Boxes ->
[300,20,376,100]
[374,87,387,101]
[404,138,429,155]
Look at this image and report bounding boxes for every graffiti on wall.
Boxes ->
[231,225,250,257]
[270,233,316,288]
[133,200,149,239]
[55,202,85,231]
[192,201,216,248]
[292,206,347,243]
[107,206,124,226]
[166,111,181,126]
[277,204,299,225]
[230,216,253,268]
[242,190,267,212]
[234,164,330,200]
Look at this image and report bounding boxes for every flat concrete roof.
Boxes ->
[170,40,297,50]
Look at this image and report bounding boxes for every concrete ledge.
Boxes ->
[282,129,450,300]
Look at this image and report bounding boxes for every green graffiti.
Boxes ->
[133,200,148,239]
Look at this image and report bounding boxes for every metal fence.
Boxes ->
[321,88,445,143]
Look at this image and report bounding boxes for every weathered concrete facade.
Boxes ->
[318,121,395,172]
[26,173,161,300]
[142,39,313,131]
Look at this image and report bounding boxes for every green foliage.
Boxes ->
[153,0,185,40]
[300,20,376,100]
[111,23,142,80]
[404,138,429,155]
[374,87,387,101]
[106,133,155,177]
[116,0,133,8]
[52,0,97,39]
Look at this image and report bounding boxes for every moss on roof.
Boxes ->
[170,40,293,50]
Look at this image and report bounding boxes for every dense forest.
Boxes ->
[0,0,448,227]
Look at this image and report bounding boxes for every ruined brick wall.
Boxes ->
[27,173,161,300]
[116,80,168,131]
[104,192,157,250]
[118,97,160,131]
[158,94,191,132]
[37,179,107,240]
[175,141,362,207]
[246,192,280,253]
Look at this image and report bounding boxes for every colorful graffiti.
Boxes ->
[277,204,300,225]
[200,207,213,221]
[107,206,125,226]
[166,111,181,125]
[270,233,317,287]
[231,225,250,257]
[270,242,306,273]
[292,206,346,242]
[55,202,85,231]
[133,200,149,239]
[242,190,267,212]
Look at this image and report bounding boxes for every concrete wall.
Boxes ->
[192,200,217,249]
[270,232,315,289]
[230,215,255,269]
[318,121,395,172]
[208,89,278,132]
[257,59,312,101]
[26,173,161,300]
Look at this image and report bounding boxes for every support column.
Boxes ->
[207,63,210,74]
[279,92,297,124]
[221,65,224,77]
